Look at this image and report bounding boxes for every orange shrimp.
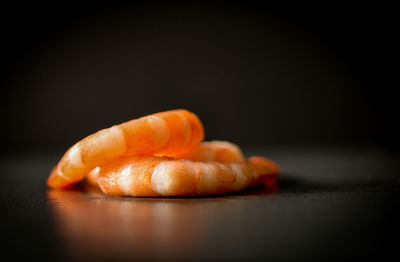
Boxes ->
[96,156,279,197]
[47,109,204,189]
[85,140,245,187]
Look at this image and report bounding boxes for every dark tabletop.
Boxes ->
[1,145,399,262]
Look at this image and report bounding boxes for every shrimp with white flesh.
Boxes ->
[47,109,204,189]
[86,140,245,187]
[96,155,279,197]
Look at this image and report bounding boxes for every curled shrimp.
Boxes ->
[47,109,204,189]
[95,155,279,197]
[86,140,245,187]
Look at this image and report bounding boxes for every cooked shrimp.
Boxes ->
[96,155,279,197]
[86,140,245,187]
[47,109,204,189]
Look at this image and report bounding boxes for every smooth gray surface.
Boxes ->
[1,146,399,261]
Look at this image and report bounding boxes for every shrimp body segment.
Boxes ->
[47,110,204,189]
[175,141,245,163]
[96,156,279,197]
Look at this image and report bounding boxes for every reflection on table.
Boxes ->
[47,184,277,262]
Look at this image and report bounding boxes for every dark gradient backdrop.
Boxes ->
[1,2,397,152]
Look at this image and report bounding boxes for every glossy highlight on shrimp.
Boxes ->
[96,155,279,197]
[47,109,204,189]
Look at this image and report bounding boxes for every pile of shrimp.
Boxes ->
[47,109,279,197]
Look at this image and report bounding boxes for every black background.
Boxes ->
[1,1,398,152]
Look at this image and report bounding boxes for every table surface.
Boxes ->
[1,145,399,261]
